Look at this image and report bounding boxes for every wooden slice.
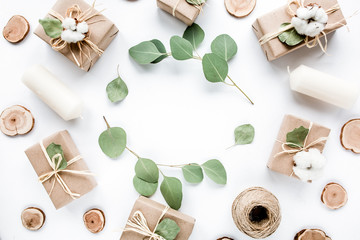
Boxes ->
[21,207,45,231]
[0,105,35,136]
[83,209,106,233]
[340,119,360,153]
[3,15,30,43]
[225,0,256,18]
[321,182,348,210]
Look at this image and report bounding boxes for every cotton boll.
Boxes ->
[292,148,326,182]
[308,148,326,168]
[293,150,312,169]
[307,5,319,19]
[62,18,76,30]
[291,17,308,35]
[293,167,312,182]
[76,22,88,34]
[61,29,85,43]
[296,7,309,19]
[314,8,328,23]
[305,22,325,37]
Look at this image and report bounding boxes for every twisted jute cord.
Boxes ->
[232,187,281,239]
[38,141,93,199]
[172,0,203,17]
[123,206,170,239]
[273,122,328,177]
[259,0,342,53]
[48,2,104,68]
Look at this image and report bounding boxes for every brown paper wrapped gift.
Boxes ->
[25,130,97,209]
[157,0,201,26]
[252,0,346,61]
[120,196,195,240]
[34,0,118,71]
[268,115,330,179]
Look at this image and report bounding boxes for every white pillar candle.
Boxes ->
[22,65,83,121]
[290,65,360,109]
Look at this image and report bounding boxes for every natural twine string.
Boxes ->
[172,0,203,17]
[232,187,281,239]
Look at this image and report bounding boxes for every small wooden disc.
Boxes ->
[21,207,46,231]
[340,119,360,154]
[3,15,30,43]
[225,0,256,18]
[0,105,35,136]
[83,209,105,233]
[321,182,348,210]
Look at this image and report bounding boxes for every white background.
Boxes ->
[0,0,360,239]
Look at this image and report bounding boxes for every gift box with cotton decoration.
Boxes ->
[35,0,118,71]
[268,115,331,182]
[252,0,346,61]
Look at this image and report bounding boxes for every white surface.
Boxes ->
[290,65,360,109]
[22,65,84,121]
[0,0,359,239]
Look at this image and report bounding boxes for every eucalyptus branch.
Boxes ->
[126,146,140,159]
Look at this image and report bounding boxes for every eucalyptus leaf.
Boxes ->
[129,41,165,64]
[155,218,181,240]
[183,23,205,49]
[170,36,193,60]
[135,158,159,183]
[286,126,309,148]
[234,124,255,145]
[202,53,228,83]
[278,23,305,46]
[98,127,127,158]
[182,164,203,183]
[160,176,183,210]
[106,76,128,103]
[202,159,227,185]
[39,18,63,38]
[150,39,168,64]
[133,176,158,197]
[211,34,238,61]
[186,0,206,6]
[46,143,67,170]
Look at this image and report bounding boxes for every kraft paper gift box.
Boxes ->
[120,196,195,240]
[25,130,97,209]
[268,115,330,179]
[35,0,119,71]
[252,0,346,61]
[157,0,201,26]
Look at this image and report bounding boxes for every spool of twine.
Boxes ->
[231,187,281,239]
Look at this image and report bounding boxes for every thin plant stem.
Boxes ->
[159,169,166,177]
[157,163,192,168]
[103,116,111,129]
[126,146,140,159]
[226,75,254,105]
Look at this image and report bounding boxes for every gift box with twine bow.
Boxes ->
[252,0,346,61]
[25,130,97,209]
[35,0,118,71]
[120,196,195,240]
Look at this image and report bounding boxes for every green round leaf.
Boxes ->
[234,124,255,145]
[135,158,159,183]
[155,218,181,240]
[170,36,193,60]
[39,18,63,38]
[202,159,227,185]
[286,126,309,148]
[133,176,158,197]
[278,23,305,47]
[211,34,238,61]
[129,41,165,64]
[202,53,228,83]
[46,143,67,170]
[150,39,168,64]
[182,164,203,183]
[160,176,183,210]
[98,127,127,159]
[183,23,205,49]
[186,0,206,6]
[106,76,128,103]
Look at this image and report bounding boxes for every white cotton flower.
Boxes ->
[62,17,76,31]
[291,4,328,37]
[76,22,89,34]
[61,29,85,43]
[293,148,326,182]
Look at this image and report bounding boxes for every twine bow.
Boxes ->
[123,206,170,239]
[48,2,104,68]
[38,141,93,199]
[172,0,204,17]
[259,0,341,53]
[274,122,328,158]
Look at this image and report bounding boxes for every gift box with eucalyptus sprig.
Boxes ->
[157,0,205,25]
[120,196,195,240]
[35,0,118,71]
[24,130,97,209]
[252,0,346,61]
